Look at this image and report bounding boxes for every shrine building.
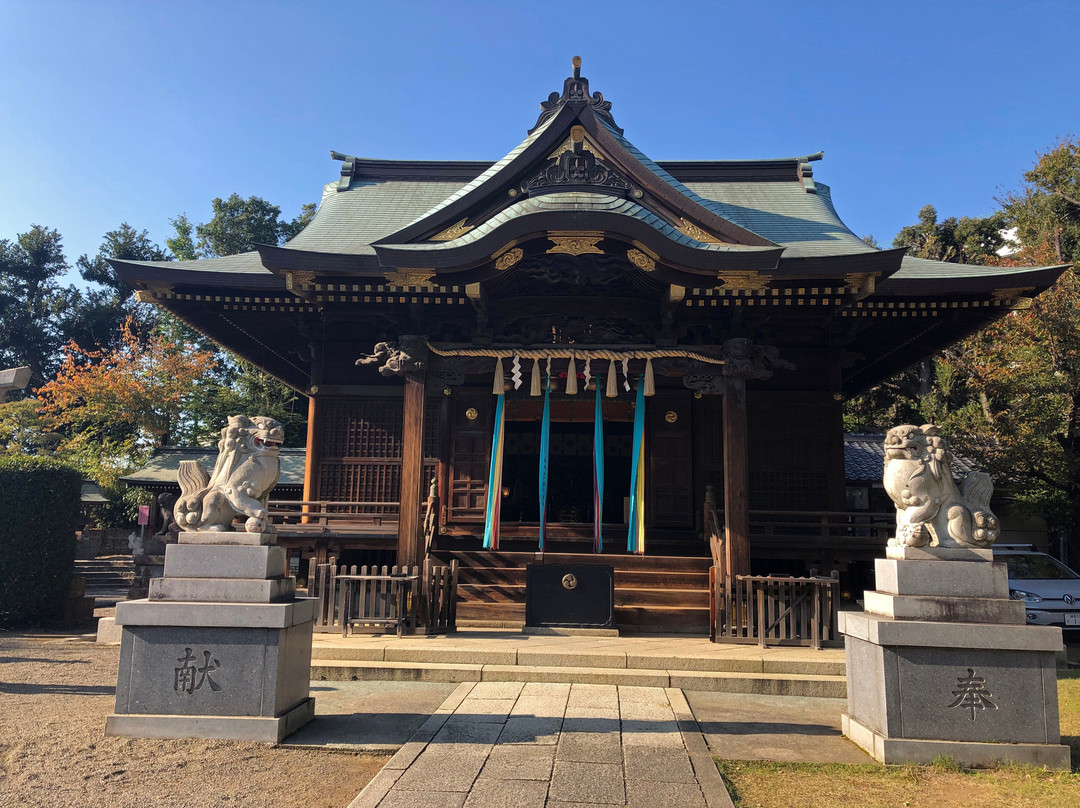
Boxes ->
[112,59,1065,632]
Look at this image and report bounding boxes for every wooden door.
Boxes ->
[447,390,492,522]
[647,390,694,528]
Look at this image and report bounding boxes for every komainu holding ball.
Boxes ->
[883,424,999,549]
[175,415,284,533]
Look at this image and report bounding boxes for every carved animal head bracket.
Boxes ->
[721,338,796,381]
[530,56,622,135]
[355,336,429,379]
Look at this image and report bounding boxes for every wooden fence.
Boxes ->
[706,499,841,648]
[306,558,457,635]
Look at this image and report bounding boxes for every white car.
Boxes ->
[997,548,1080,628]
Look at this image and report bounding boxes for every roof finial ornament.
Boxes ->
[529,57,622,136]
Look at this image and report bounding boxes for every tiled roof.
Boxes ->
[844,433,979,482]
[120,447,306,489]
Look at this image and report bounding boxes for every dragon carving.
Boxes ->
[882,424,999,549]
[174,416,284,533]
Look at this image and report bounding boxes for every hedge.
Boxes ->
[0,455,83,625]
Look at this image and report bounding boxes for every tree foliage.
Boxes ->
[0,225,72,384]
[193,194,315,257]
[35,317,218,486]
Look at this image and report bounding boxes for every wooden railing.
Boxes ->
[268,500,399,535]
[306,557,457,635]
[706,499,848,647]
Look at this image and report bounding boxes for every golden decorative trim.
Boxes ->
[548,134,594,161]
[465,407,479,421]
[626,248,656,272]
[430,218,474,242]
[547,231,604,256]
[285,271,315,291]
[678,217,728,245]
[495,247,524,271]
[134,289,156,303]
[992,286,1034,301]
[384,268,436,289]
[664,410,678,424]
[718,272,770,292]
[1011,297,1034,311]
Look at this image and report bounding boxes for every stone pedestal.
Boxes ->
[840,547,1070,769]
[106,531,315,743]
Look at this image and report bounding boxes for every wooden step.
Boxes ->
[458,567,710,589]
[442,549,711,572]
[457,583,709,609]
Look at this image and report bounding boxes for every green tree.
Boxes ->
[166,213,198,261]
[0,225,71,384]
[893,204,1006,264]
[67,224,166,353]
[194,194,315,257]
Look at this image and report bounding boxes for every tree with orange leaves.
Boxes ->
[36,317,218,487]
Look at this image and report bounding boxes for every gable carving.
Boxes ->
[522,146,632,194]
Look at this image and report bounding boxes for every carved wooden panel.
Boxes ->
[647,391,693,528]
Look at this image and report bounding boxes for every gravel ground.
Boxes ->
[0,633,384,808]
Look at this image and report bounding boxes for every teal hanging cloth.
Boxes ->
[538,371,552,552]
[593,376,605,553]
[627,375,646,554]
[482,393,506,550]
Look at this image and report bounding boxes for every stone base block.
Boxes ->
[886,545,994,562]
[110,600,315,743]
[106,696,314,743]
[178,530,278,546]
[149,576,296,603]
[842,712,1071,769]
[863,591,1024,624]
[874,558,1009,599]
[843,617,1064,762]
[164,543,286,580]
[96,616,123,644]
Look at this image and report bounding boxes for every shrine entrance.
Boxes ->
[499,419,633,528]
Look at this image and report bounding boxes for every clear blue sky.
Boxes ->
[1,0,1077,270]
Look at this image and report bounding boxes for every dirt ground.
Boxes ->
[0,633,385,808]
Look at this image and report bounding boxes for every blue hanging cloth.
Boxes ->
[538,373,552,552]
[627,375,646,554]
[593,377,605,553]
[482,394,505,550]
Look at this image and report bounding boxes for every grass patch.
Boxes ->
[715,759,1080,807]
[713,674,1080,808]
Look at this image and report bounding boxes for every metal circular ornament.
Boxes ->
[562,573,578,590]
[465,407,478,421]
[665,410,678,423]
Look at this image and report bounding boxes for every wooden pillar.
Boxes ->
[722,374,751,577]
[302,394,323,522]
[398,376,426,568]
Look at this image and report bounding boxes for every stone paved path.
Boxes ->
[348,681,733,808]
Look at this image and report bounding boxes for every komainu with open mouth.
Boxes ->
[883,423,999,549]
[175,415,284,533]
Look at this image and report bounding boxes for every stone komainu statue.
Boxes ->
[174,415,284,533]
[883,424,999,548]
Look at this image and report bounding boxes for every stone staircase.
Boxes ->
[439,550,712,632]
[74,556,134,602]
[309,635,845,697]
